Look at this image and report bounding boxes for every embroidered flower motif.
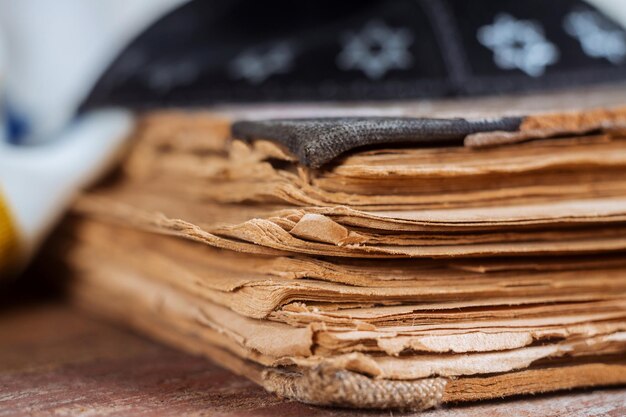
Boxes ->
[337,20,413,80]
[564,10,626,64]
[477,13,559,77]
[229,43,294,84]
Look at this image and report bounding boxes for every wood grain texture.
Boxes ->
[1,303,624,417]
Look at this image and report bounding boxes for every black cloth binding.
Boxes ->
[231,116,523,168]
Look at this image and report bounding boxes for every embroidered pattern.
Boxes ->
[147,61,200,92]
[229,43,294,84]
[564,10,626,64]
[81,0,626,108]
[477,13,559,77]
[337,20,413,79]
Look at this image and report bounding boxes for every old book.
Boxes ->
[63,101,626,410]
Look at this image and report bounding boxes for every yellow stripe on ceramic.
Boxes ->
[0,191,19,274]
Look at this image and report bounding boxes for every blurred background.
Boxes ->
[2,0,626,146]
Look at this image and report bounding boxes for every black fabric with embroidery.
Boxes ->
[80,0,626,109]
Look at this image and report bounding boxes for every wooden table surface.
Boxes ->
[1,280,625,416]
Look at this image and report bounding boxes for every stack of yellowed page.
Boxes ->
[64,97,626,410]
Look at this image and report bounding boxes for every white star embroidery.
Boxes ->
[564,10,626,64]
[477,14,559,77]
[336,20,413,80]
[229,43,294,84]
[147,61,199,92]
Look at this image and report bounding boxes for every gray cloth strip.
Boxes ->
[231,116,523,168]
